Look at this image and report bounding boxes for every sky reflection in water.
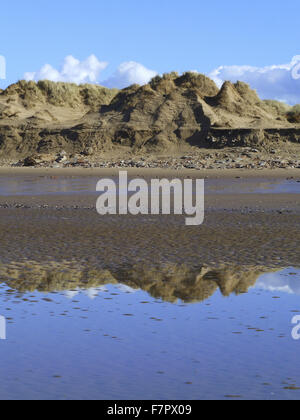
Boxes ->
[0,267,300,400]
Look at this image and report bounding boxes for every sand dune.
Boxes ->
[0,74,299,162]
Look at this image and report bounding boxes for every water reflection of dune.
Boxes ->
[0,260,116,292]
[112,265,275,303]
[0,259,282,303]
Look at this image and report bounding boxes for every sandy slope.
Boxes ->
[0,74,299,163]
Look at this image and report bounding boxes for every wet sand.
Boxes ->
[0,169,300,291]
[0,207,300,268]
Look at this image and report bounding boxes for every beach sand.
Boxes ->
[0,168,299,297]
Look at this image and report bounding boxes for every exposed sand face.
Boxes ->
[1,77,300,163]
[0,170,299,302]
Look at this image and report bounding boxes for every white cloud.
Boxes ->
[24,54,300,103]
[117,284,139,294]
[209,56,300,105]
[102,61,158,88]
[254,268,300,295]
[0,55,6,80]
[24,56,157,89]
[63,289,80,299]
[24,55,108,84]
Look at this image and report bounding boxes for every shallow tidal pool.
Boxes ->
[1,268,300,400]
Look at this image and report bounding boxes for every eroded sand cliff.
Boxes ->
[0,73,299,163]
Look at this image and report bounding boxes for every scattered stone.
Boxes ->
[22,156,37,167]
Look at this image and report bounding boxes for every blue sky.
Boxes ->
[1,0,300,103]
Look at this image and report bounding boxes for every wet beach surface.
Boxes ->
[0,171,300,197]
[0,170,300,400]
